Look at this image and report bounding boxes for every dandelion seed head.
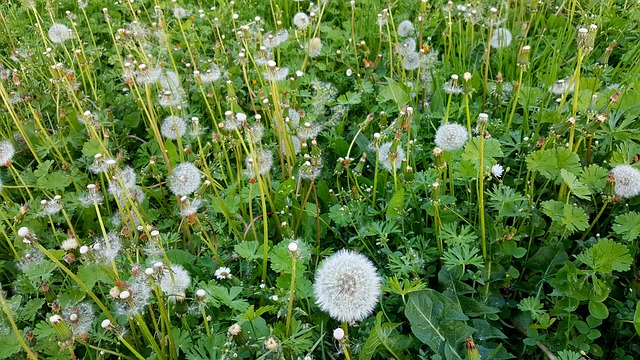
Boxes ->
[313,249,381,322]
[0,140,15,166]
[245,150,273,178]
[61,237,79,251]
[490,28,512,48]
[402,52,420,70]
[161,115,187,139]
[63,302,94,337]
[378,142,406,172]
[293,12,310,29]
[117,278,151,317]
[398,38,416,56]
[299,158,322,180]
[48,23,73,43]
[611,165,640,199]
[549,79,574,95]
[397,20,414,37]
[173,7,190,19]
[196,65,221,83]
[159,264,191,302]
[179,198,202,217]
[435,123,468,151]
[169,162,201,196]
[308,37,323,58]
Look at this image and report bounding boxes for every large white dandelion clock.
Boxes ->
[313,249,381,323]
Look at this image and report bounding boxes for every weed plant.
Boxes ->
[0,0,639,359]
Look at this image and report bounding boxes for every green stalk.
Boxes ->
[285,247,297,337]
[0,292,38,359]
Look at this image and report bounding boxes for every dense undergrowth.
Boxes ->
[0,0,639,359]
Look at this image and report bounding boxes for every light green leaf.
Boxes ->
[575,238,632,273]
[634,301,640,337]
[612,212,640,242]
[234,241,261,261]
[380,78,410,111]
[386,188,405,219]
[579,164,609,193]
[461,138,504,171]
[560,169,591,200]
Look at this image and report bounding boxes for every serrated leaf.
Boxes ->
[612,212,640,242]
[165,249,196,266]
[36,171,71,191]
[0,334,22,359]
[20,298,45,322]
[579,164,609,193]
[234,241,261,261]
[560,169,591,199]
[328,204,351,227]
[541,200,588,235]
[461,138,504,171]
[526,149,557,180]
[575,239,632,273]
[77,263,110,290]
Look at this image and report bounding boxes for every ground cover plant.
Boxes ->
[0,0,639,359]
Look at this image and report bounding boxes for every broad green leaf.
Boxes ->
[380,77,410,111]
[612,212,640,242]
[588,301,609,320]
[560,169,591,200]
[329,204,351,227]
[386,187,405,219]
[526,148,581,183]
[575,239,632,273]
[77,263,110,290]
[405,290,473,359]
[165,249,197,266]
[541,200,588,235]
[361,313,411,360]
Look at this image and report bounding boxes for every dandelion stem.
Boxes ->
[285,249,297,337]
[0,292,38,360]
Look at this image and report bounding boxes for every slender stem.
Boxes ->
[285,250,297,337]
[0,293,38,360]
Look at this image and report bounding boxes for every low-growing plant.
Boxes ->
[0,0,638,359]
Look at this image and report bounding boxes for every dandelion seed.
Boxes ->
[308,37,323,58]
[611,165,640,199]
[169,162,201,196]
[443,74,463,95]
[91,232,122,264]
[549,79,574,95]
[61,237,79,251]
[435,123,468,151]
[63,302,94,337]
[0,140,15,166]
[297,122,323,141]
[299,159,322,180]
[161,115,187,139]
[116,277,151,317]
[245,150,273,178]
[490,28,512,48]
[195,65,221,84]
[263,60,289,82]
[378,142,406,172]
[134,64,162,85]
[48,23,73,43]
[39,197,62,217]
[159,264,191,302]
[398,38,416,56]
[79,184,104,207]
[245,122,264,144]
[402,52,420,70]
[293,12,310,29]
[491,164,504,178]
[264,336,280,352]
[215,267,233,280]
[179,197,202,217]
[397,20,414,37]
[313,249,381,322]
[173,7,190,19]
[228,323,242,336]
